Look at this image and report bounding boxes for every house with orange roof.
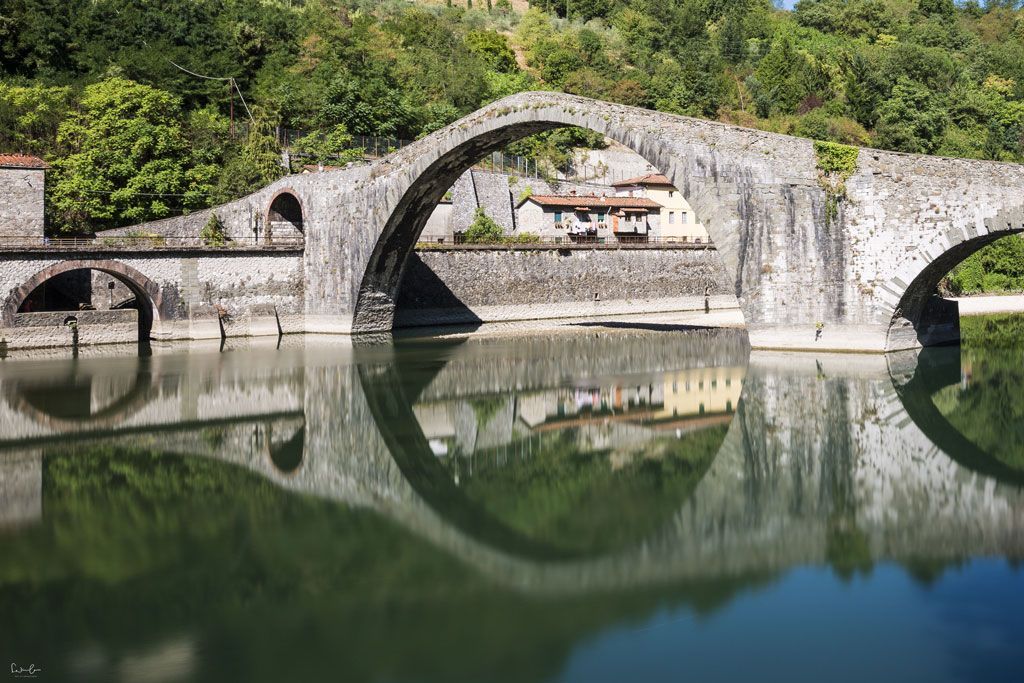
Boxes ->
[514,191,663,243]
[611,173,710,244]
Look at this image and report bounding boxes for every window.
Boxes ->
[668,212,675,224]
[669,190,675,197]
[681,211,688,223]
[596,210,607,223]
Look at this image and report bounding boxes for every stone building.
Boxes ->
[0,154,48,239]
[612,173,710,243]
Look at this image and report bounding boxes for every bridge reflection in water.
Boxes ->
[0,330,1022,681]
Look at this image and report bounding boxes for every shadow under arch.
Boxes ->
[4,259,165,342]
[888,345,1024,486]
[352,93,743,333]
[353,337,736,562]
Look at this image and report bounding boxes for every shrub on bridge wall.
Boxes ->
[814,140,859,227]
[200,213,228,247]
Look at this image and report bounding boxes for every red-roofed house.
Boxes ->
[1,154,49,239]
[515,191,663,242]
[612,173,710,243]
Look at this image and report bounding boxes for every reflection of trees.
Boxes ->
[444,426,726,555]
[0,446,775,683]
[930,315,1024,471]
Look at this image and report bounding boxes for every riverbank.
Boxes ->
[953,295,1024,316]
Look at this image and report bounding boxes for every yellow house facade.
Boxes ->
[612,173,711,243]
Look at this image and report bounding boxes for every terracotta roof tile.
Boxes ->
[521,194,662,209]
[0,153,48,169]
[610,173,673,187]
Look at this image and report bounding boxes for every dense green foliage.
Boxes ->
[3,0,1024,238]
[944,234,1024,293]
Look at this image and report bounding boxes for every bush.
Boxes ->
[200,213,228,247]
[463,208,505,243]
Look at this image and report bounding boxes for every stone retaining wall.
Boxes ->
[396,245,737,327]
[3,309,139,349]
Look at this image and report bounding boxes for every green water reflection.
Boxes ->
[931,314,1024,471]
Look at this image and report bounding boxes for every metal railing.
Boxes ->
[0,235,305,250]
[417,235,715,248]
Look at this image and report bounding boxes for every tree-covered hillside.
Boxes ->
[2,0,1023,236]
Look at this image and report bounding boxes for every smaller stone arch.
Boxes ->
[882,206,1024,350]
[267,190,304,242]
[3,260,165,340]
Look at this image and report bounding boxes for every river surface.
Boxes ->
[1,316,1023,682]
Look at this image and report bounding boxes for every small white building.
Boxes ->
[515,193,663,242]
[611,173,710,243]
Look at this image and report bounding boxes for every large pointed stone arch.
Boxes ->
[347,92,819,333]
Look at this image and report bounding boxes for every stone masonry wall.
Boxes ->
[5,309,139,348]
[0,168,44,238]
[0,251,304,348]
[396,245,736,327]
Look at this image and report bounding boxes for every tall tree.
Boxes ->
[50,77,216,234]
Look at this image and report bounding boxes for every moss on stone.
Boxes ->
[814,141,859,228]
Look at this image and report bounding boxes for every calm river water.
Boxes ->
[1,316,1023,682]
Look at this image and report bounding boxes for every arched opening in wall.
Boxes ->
[885,226,1024,351]
[12,266,159,343]
[377,123,737,333]
[267,191,304,242]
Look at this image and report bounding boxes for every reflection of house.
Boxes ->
[515,193,663,242]
[414,366,746,465]
[654,367,744,424]
[612,174,709,243]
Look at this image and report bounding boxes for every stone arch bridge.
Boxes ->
[5,91,1024,352]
